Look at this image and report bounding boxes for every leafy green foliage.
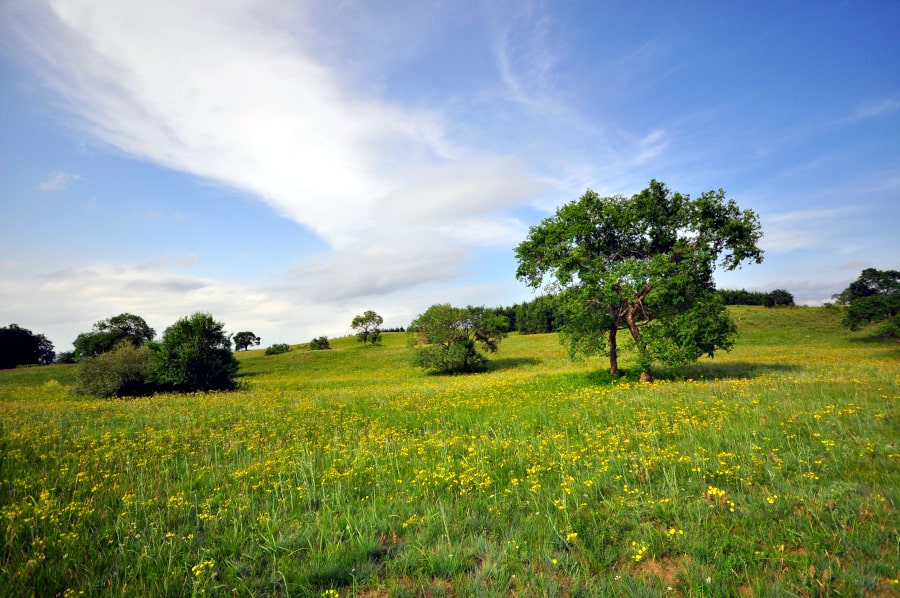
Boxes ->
[148,313,239,392]
[55,350,77,364]
[265,343,292,355]
[833,268,899,338]
[351,310,384,346]
[308,336,331,350]
[408,304,508,373]
[0,324,55,369]
[75,343,154,397]
[516,180,763,381]
[233,331,261,351]
[73,313,155,360]
[720,288,794,306]
[763,289,795,307]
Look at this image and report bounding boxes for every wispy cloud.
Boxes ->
[853,97,900,120]
[761,207,861,253]
[7,0,544,280]
[39,170,82,191]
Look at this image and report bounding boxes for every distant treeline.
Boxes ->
[718,288,795,307]
[492,288,794,334]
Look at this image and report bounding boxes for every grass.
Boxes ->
[0,306,898,596]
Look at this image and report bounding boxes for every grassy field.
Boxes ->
[1,306,898,597]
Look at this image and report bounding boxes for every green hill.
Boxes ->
[1,307,898,596]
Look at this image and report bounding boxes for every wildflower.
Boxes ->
[191,559,215,577]
[565,532,578,543]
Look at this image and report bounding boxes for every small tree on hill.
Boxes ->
[764,289,795,308]
[833,268,899,338]
[408,304,508,373]
[309,336,331,350]
[233,331,261,351]
[352,310,384,346]
[149,312,239,392]
[0,324,55,369]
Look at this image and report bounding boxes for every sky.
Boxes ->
[1,0,899,353]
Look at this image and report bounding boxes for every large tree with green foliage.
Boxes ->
[832,268,899,338]
[74,312,155,360]
[233,331,261,351]
[515,180,763,382]
[351,310,384,346]
[149,312,239,392]
[408,305,508,373]
[0,324,55,369]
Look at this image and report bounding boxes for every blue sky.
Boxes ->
[1,1,898,352]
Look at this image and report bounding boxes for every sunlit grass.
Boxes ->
[1,307,898,596]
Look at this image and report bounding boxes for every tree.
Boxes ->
[515,180,763,382]
[74,313,155,360]
[149,312,239,392]
[0,324,55,369]
[233,331,261,351]
[408,304,508,373]
[351,310,384,346]
[832,268,899,338]
[309,336,331,350]
[764,289,795,308]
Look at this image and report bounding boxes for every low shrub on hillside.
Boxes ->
[75,343,154,397]
[265,343,292,355]
[309,336,330,350]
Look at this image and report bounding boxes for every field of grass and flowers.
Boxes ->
[1,306,898,596]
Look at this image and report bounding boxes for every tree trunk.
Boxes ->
[608,323,618,375]
[624,305,652,383]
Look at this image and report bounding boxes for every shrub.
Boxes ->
[265,343,292,355]
[149,313,239,392]
[309,336,330,350]
[408,304,508,374]
[764,289,795,307]
[75,343,154,397]
[55,351,77,364]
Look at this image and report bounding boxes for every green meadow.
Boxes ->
[1,307,898,596]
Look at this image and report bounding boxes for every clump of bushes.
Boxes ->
[75,312,240,397]
[265,343,292,355]
[309,336,330,350]
[75,343,154,398]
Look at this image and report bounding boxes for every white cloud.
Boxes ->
[39,170,82,191]
[760,207,862,253]
[5,0,550,298]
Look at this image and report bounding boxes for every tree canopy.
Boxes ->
[149,312,239,392]
[515,180,763,382]
[74,313,155,360]
[351,310,384,346]
[832,268,899,338]
[0,324,55,369]
[408,304,508,374]
[233,331,261,352]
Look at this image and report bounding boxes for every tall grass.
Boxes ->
[0,307,898,596]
